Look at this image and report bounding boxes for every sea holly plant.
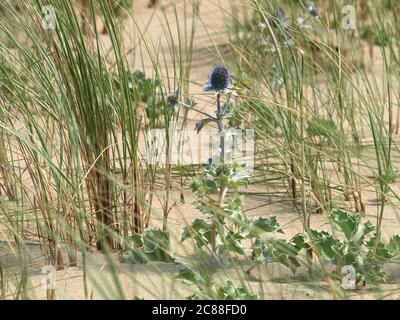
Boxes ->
[250,209,400,286]
[181,64,249,254]
[182,163,250,254]
[177,64,284,258]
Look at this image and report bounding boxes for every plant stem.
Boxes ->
[211,93,227,252]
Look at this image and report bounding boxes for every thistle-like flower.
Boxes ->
[166,88,180,109]
[203,64,232,93]
[307,5,318,17]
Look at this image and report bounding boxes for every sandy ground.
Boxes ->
[1,0,400,300]
[2,176,400,299]
[2,186,400,300]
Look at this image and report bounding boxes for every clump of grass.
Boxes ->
[1,0,400,300]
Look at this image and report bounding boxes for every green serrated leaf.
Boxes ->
[177,267,200,284]
[247,216,283,237]
[222,231,245,255]
[387,235,400,258]
[195,118,213,133]
[130,234,143,248]
[182,219,212,247]
[330,210,360,240]
[290,234,308,251]
[121,249,147,264]
[308,229,338,260]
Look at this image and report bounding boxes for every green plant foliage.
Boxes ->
[182,219,212,248]
[184,161,253,255]
[306,117,340,139]
[111,0,133,15]
[215,280,257,300]
[245,217,284,238]
[121,229,175,264]
[251,238,302,273]
[112,70,163,124]
[224,231,246,255]
[249,210,400,284]
[184,161,285,256]
[361,26,390,47]
[178,267,257,300]
[128,70,158,103]
[387,235,400,258]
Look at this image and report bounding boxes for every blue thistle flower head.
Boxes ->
[307,5,318,17]
[204,64,232,93]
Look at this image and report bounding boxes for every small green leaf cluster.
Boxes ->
[183,163,283,255]
[251,209,400,284]
[178,267,256,300]
[121,229,175,264]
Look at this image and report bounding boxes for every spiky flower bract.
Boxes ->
[167,88,180,109]
[307,5,318,17]
[204,64,232,93]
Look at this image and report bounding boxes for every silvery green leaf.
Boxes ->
[195,118,212,133]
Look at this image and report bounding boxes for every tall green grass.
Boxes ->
[0,0,399,299]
